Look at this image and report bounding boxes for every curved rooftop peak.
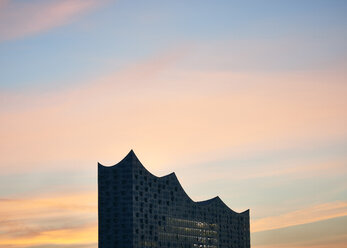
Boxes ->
[98,150,141,168]
[197,196,220,205]
[120,149,140,164]
[125,149,136,159]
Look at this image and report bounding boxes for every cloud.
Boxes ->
[0,245,96,248]
[252,201,347,232]
[185,154,347,185]
[0,191,97,247]
[185,32,347,72]
[252,215,347,248]
[0,0,8,9]
[0,49,346,174]
[0,0,103,42]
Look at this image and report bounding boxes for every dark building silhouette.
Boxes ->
[98,150,250,248]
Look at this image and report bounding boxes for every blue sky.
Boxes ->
[1,0,347,90]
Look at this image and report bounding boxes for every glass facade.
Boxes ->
[159,218,219,248]
[98,150,250,248]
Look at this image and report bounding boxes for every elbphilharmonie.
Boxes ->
[98,150,250,248]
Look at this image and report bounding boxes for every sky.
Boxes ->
[0,0,347,247]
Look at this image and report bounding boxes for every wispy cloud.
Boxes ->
[0,48,346,174]
[0,191,97,247]
[0,0,104,42]
[0,0,8,9]
[252,215,347,248]
[185,155,347,185]
[252,201,347,232]
[0,244,96,248]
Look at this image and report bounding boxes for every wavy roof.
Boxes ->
[98,150,249,215]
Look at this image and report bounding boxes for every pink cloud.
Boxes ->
[0,50,346,174]
[253,243,347,248]
[252,214,347,248]
[0,0,103,41]
[252,201,347,232]
[0,0,8,9]
[0,191,97,246]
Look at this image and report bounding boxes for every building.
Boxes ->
[98,150,250,248]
